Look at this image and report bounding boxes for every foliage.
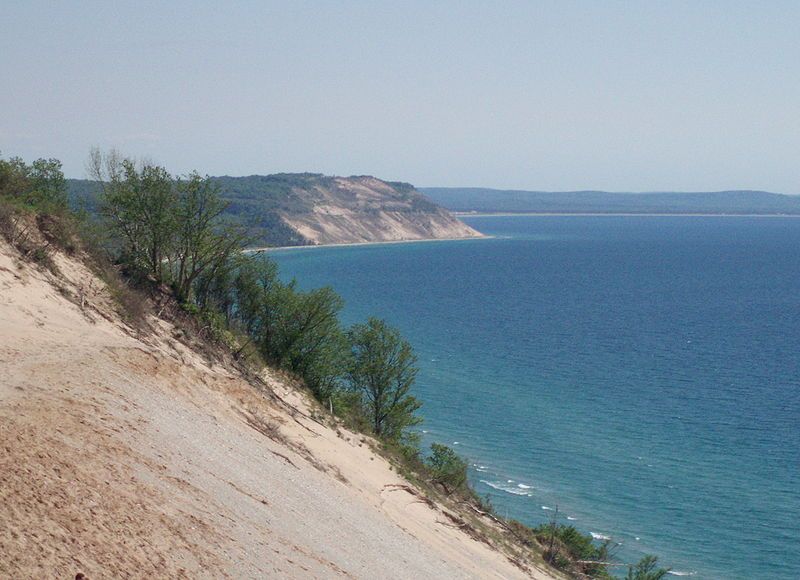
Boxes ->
[89,149,245,295]
[171,171,248,301]
[69,171,446,247]
[625,556,669,580]
[346,317,422,440]
[534,520,612,578]
[0,155,68,210]
[275,286,349,399]
[90,151,175,280]
[425,443,468,493]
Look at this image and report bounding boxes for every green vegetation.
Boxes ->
[87,148,247,299]
[0,154,72,271]
[347,318,422,439]
[0,155,68,210]
[3,150,669,579]
[68,172,449,247]
[425,442,468,493]
[625,555,669,580]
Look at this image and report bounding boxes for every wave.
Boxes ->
[517,483,531,489]
[590,532,612,541]
[541,505,554,511]
[479,480,533,497]
[667,571,696,577]
[567,516,577,521]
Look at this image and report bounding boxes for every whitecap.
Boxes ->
[479,480,532,497]
[635,537,640,541]
[590,532,611,541]
[453,441,460,445]
[517,483,531,489]
[507,479,514,483]
[667,571,696,577]
[567,516,576,521]
[541,506,554,511]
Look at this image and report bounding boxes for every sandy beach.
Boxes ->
[245,233,492,254]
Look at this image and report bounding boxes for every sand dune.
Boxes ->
[0,240,555,579]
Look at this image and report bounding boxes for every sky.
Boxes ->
[2,1,799,193]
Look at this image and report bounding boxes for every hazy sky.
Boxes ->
[2,1,799,192]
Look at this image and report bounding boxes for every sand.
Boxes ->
[0,240,556,579]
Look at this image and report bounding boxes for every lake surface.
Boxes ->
[270,216,800,579]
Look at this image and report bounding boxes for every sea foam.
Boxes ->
[480,480,533,496]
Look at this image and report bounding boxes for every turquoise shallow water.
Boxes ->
[270,216,800,579]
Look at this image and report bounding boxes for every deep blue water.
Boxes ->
[270,216,800,579]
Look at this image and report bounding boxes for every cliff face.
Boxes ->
[214,174,484,246]
[68,174,484,247]
[276,176,482,246]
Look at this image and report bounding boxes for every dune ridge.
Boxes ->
[0,238,554,579]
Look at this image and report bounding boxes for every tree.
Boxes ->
[425,443,468,493]
[275,286,348,399]
[232,255,284,344]
[625,555,669,580]
[89,149,246,294]
[92,153,176,281]
[0,155,66,209]
[28,158,67,208]
[346,317,421,439]
[170,172,247,301]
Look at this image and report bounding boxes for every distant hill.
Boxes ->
[420,187,800,215]
[69,174,482,247]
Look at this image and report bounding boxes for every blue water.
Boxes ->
[270,216,800,579]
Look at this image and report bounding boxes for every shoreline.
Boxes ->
[245,234,492,253]
[455,211,800,218]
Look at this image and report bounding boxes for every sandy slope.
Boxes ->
[279,176,484,245]
[0,242,555,579]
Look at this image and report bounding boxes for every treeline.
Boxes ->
[0,151,668,580]
[83,149,428,448]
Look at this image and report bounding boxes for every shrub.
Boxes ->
[626,556,669,580]
[425,443,468,494]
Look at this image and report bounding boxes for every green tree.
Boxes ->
[275,286,348,399]
[346,317,421,439]
[28,158,67,208]
[425,443,468,493]
[170,172,246,301]
[232,256,283,344]
[0,155,66,209]
[93,154,176,281]
[90,149,246,293]
[625,556,669,580]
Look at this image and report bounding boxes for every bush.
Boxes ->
[425,443,468,494]
[626,556,669,580]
